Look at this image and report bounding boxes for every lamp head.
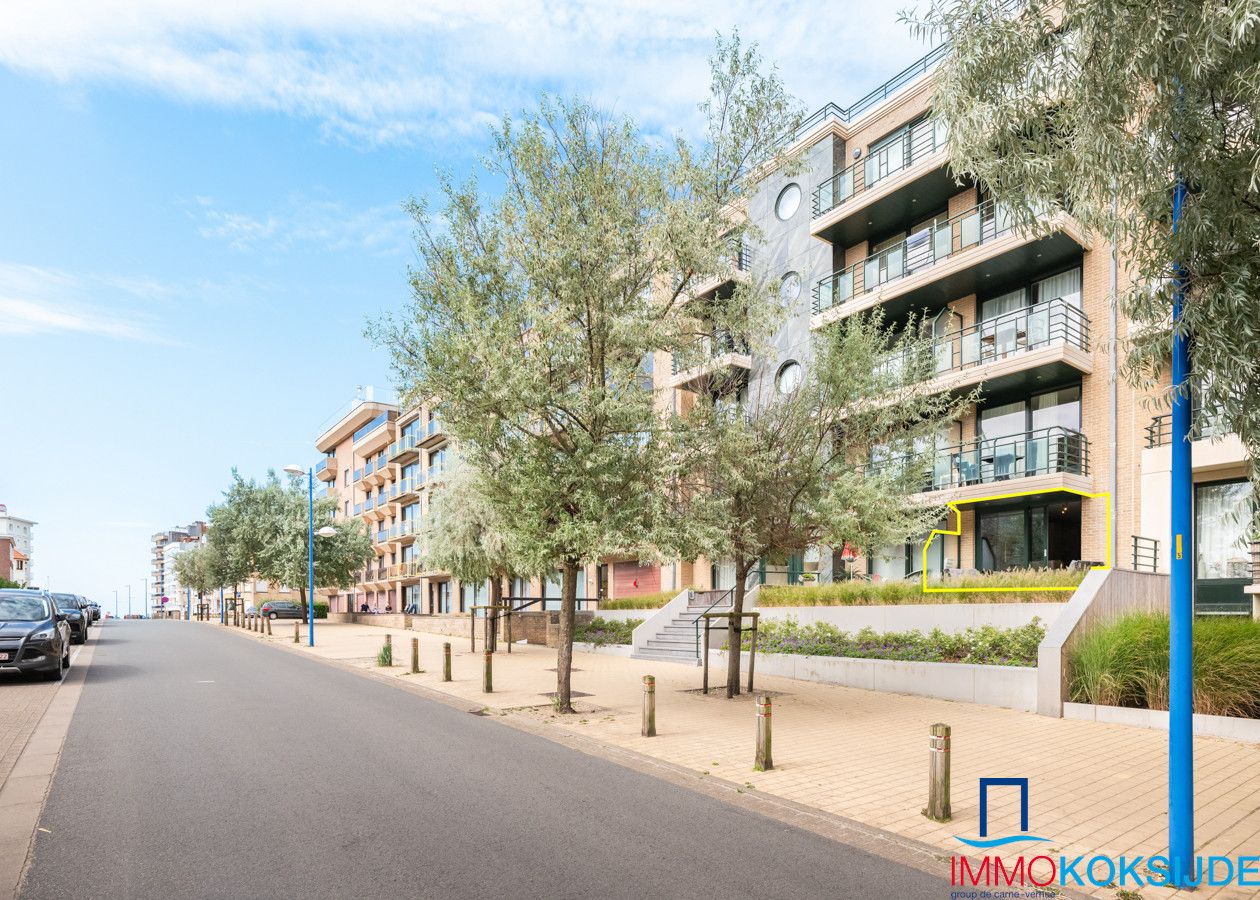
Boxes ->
[282,464,305,476]
[316,526,338,538]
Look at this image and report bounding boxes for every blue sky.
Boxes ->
[0,2,934,614]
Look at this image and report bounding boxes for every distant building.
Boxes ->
[0,504,36,586]
[150,522,207,616]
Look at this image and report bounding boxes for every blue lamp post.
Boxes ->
[284,464,337,647]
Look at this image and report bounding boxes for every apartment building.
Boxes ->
[664,43,1253,612]
[150,521,206,615]
[0,504,35,586]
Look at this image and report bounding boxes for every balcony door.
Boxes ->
[977,499,1080,571]
[978,385,1081,480]
[1195,479,1254,614]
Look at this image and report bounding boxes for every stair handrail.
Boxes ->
[691,587,736,659]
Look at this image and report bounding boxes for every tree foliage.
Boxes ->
[912,0,1260,493]
[371,32,803,712]
[674,312,974,695]
[172,543,224,603]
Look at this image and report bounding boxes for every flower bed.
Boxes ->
[737,617,1045,667]
[573,616,643,646]
[1068,612,1260,718]
[759,569,1083,607]
[598,590,688,610]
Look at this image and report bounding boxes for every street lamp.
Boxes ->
[283,464,337,647]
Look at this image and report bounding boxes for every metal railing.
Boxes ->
[874,298,1089,382]
[671,332,750,376]
[690,587,735,660]
[867,426,1090,492]
[393,476,423,497]
[389,434,418,458]
[813,118,948,217]
[813,200,1016,316]
[1145,407,1230,448]
[1131,536,1160,573]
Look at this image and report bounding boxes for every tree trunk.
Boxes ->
[555,561,579,713]
[726,558,752,699]
[490,574,504,646]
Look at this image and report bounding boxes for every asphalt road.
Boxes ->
[21,621,948,899]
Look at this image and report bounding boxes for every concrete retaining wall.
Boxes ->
[1065,702,1260,744]
[754,602,1063,634]
[712,649,1037,712]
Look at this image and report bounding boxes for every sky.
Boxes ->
[0,1,937,616]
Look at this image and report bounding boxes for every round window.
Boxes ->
[775,183,802,221]
[779,271,801,305]
[776,360,802,394]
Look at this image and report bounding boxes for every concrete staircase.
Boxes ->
[632,590,734,666]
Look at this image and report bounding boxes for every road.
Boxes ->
[20,621,948,899]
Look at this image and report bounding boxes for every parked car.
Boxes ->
[0,589,72,681]
[86,600,101,622]
[51,593,90,644]
[260,600,304,620]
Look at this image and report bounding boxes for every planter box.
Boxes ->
[1064,702,1260,744]
[574,642,634,657]
[712,649,1037,711]
[756,602,1063,635]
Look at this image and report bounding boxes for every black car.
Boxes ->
[0,589,72,681]
[259,600,304,620]
[51,593,90,644]
[86,600,101,622]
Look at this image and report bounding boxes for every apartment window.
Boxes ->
[775,183,802,221]
[779,272,801,306]
[344,501,350,517]
[775,360,802,394]
[343,469,350,486]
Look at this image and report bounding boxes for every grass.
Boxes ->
[735,617,1046,667]
[376,642,393,667]
[597,589,692,610]
[758,569,1084,607]
[1068,612,1260,718]
[574,617,644,646]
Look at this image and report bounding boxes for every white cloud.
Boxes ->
[190,195,411,253]
[0,262,179,343]
[0,1,936,147]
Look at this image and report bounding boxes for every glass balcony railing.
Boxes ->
[352,411,390,443]
[395,476,422,496]
[363,458,375,478]
[352,468,362,482]
[1145,407,1230,448]
[426,462,445,482]
[398,519,421,538]
[314,458,331,476]
[424,418,442,440]
[813,200,1018,316]
[364,496,376,512]
[353,503,364,516]
[867,426,1089,492]
[389,434,419,458]
[874,299,1089,383]
[813,118,947,218]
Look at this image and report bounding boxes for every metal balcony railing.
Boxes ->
[813,118,948,218]
[1145,407,1230,448]
[867,426,1089,492]
[813,200,1018,316]
[671,332,750,376]
[1131,536,1160,573]
[874,298,1089,382]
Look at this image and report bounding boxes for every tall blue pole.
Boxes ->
[307,469,315,647]
[1168,177,1194,884]
[220,587,225,624]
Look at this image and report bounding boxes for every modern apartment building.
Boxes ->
[664,43,1253,612]
[150,521,207,615]
[0,504,35,586]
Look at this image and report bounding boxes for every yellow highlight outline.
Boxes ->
[921,488,1112,594]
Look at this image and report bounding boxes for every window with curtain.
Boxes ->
[1034,268,1082,308]
[1196,481,1254,580]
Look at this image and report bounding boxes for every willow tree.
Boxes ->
[372,33,802,712]
[912,0,1260,495]
[673,312,975,697]
[172,543,224,616]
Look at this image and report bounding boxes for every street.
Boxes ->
[20,621,947,899]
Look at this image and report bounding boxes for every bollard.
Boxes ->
[924,723,952,822]
[483,650,493,693]
[641,675,656,737]
[265,616,272,637]
[411,638,419,674]
[443,642,452,682]
[293,622,300,644]
[754,694,773,771]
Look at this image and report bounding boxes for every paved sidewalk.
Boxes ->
[224,619,1260,899]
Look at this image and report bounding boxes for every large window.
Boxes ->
[1196,480,1253,582]
[977,500,1080,571]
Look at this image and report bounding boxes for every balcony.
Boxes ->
[397,519,421,542]
[679,238,754,304]
[812,118,955,247]
[395,476,423,500]
[364,451,389,486]
[868,426,1091,502]
[1145,408,1231,449]
[388,433,420,462]
[315,457,336,483]
[426,461,446,483]
[1141,406,1245,476]
[812,201,1090,329]
[875,299,1092,397]
[353,411,394,455]
[669,333,752,391]
[418,417,445,449]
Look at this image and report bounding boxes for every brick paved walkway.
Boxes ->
[224,619,1260,899]
[0,678,57,791]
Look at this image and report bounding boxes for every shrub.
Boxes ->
[758,569,1083,607]
[574,617,643,646]
[735,617,1045,667]
[298,602,330,619]
[376,642,393,667]
[598,589,691,610]
[1068,612,1260,718]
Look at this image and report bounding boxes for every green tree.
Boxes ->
[206,471,270,595]
[911,0,1260,494]
[0,577,22,589]
[673,313,974,697]
[372,33,802,712]
[172,543,224,615]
